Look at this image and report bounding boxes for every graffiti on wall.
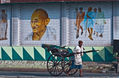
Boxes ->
[25,8,57,41]
[75,7,106,40]
[0,9,8,40]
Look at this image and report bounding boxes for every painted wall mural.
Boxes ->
[20,4,60,45]
[26,9,50,40]
[68,3,112,46]
[0,7,10,46]
[0,9,8,40]
[75,7,106,40]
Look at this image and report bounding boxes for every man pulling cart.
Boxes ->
[42,41,99,76]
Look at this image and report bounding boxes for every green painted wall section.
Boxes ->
[0,46,116,62]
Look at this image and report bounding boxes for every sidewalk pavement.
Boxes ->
[0,61,118,73]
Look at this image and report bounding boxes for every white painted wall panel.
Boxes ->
[61,3,70,46]
[12,5,20,46]
[113,2,119,40]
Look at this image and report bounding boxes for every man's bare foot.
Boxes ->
[2,38,7,40]
[94,31,95,35]
[4,37,7,40]
[81,32,83,35]
[66,72,69,76]
[76,33,79,39]
[79,74,83,77]
[96,32,98,37]
[88,35,93,40]
[99,34,103,37]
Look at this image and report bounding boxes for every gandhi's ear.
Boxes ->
[45,18,50,26]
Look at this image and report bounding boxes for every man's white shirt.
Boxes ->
[73,46,83,65]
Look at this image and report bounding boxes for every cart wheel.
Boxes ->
[63,57,78,76]
[47,54,63,76]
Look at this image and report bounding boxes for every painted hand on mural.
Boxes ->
[31,9,50,40]
[0,9,8,40]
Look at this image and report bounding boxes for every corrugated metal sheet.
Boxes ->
[1,0,119,4]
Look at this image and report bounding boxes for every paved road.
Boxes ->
[0,71,118,78]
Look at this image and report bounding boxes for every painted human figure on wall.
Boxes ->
[25,8,57,41]
[0,9,8,40]
[85,7,94,40]
[93,8,98,36]
[76,7,85,38]
[30,9,50,40]
[75,7,106,40]
[95,8,106,37]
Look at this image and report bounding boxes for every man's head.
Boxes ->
[31,9,50,40]
[98,8,101,12]
[78,40,83,47]
[31,9,50,33]
[79,7,83,11]
[94,8,97,12]
[2,9,5,13]
[75,8,78,12]
[88,7,92,12]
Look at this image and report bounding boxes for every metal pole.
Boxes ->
[111,1,114,46]
[10,4,12,46]
[60,2,62,46]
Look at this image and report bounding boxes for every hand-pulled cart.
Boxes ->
[42,44,98,76]
[42,44,78,76]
